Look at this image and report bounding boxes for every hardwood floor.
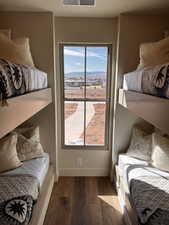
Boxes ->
[44,177,124,225]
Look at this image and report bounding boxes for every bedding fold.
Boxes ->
[0,174,39,225]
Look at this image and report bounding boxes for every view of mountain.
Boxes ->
[65,71,106,78]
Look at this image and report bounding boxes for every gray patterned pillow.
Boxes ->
[14,126,44,162]
[16,134,44,162]
[127,127,152,161]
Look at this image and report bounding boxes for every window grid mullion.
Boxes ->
[84,46,87,147]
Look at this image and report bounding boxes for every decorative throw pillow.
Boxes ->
[16,134,44,162]
[126,127,152,161]
[0,33,34,67]
[151,132,169,172]
[138,37,169,69]
[0,29,11,39]
[0,133,22,173]
[15,126,44,161]
[15,126,40,142]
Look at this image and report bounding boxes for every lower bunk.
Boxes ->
[116,154,169,225]
[0,153,54,225]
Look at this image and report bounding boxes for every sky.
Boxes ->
[64,46,108,74]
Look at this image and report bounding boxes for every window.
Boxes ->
[63,0,95,6]
[60,44,111,149]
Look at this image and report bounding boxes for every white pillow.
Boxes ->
[0,29,11,39]
[15,126,44,162]
[0,33,35,67]
[13,37,34,67]
[15,126,40,142]
[0,133,22,173]
[138,37,169,69]
[16,134,44,162]
[126,127,152,161]
[152,132,169,172]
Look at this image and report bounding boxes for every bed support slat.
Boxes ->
[0,88,52,138]
[119,88,169,134]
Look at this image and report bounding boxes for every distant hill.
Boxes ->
[65,71,106,80]
[65,71,106,77]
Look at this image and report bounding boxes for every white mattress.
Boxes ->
[118,154,169,190]
[118,154,149,177]
[2,153,49,188]
[118,154,149,187]
[123,69,143,92]
[25,68,48,92]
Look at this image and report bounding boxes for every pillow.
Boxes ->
[0,33,34,67]
[0,133,22,173]
[152,132,169,172]
[13,37,34,67]
[16,134,44,162]
[15,126,40,143]
[138,37,169,69]
[0,29,11,39]
[15,126,44,161]
[126,127,152,161]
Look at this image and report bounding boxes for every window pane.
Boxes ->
[86,47,108,99]
[64,46,85,99]
[85,102,106,146]
[64,101,84,145]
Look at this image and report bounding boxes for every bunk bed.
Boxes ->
[0,59,54,225]
[116,63,169,225]
[119,62,169,135]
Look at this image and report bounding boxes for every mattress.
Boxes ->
[127,164,169,184]
[118,154,149,177]
[118,153,169,187]
[2,153,49,188]
[0,59,48,100]
[128,166,169,225]
[25,67,48,92]
[123,63,169,99]
[123,69,143,92]
[118,154,149,187]
[118,154,169,224]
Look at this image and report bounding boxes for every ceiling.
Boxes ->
[0,0,169,18]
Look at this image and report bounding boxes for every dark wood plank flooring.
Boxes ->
[44,177,124,225]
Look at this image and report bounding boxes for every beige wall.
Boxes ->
[55,17,117,176]
[0,12,58,178]
[113,14,169,163]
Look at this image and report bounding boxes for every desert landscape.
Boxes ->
[64,71,107,146]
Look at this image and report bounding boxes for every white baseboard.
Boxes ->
[59,168,109,176]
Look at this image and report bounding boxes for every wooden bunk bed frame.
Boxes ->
[115,165,139,225]
[0,88,52,139]
[117,88,169,225]
[119,88,169,135]
[0,88,55,225]
[30,166,54,225]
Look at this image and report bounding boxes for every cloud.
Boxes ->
[64,48,104,59]
[75,62,81,66]
[64,48,84,57]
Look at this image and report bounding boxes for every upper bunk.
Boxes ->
[119,62,169,134]
[0,59,52,139]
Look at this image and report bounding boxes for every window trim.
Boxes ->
[59,43,112,150]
